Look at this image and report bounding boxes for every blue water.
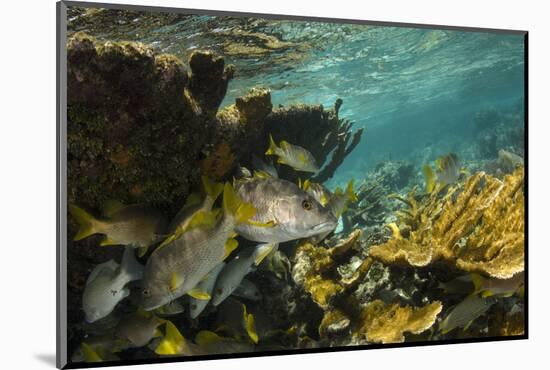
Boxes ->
[217,23,524,187]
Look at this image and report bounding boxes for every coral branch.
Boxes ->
[369,168,525,279]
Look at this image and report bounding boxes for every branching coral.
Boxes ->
[369,168,525,279]
[352,300,442,344]
[345,180,388,229]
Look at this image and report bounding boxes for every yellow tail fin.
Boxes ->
[81,342,103,362]
[422,165,436,194]
[187,288,211,300]
[253,243,276,265]
[471,273,485,293]
[265,134,279,156]
[223,182,256,225]
[69,204,101,241]
[223,237,239,259]
[253,170,272,179]
[202,176,224,200]
[155,320,184,355]
[242,304,259,344]
[346,179,358,202]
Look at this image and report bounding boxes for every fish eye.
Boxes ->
[191,304,197,309]
[217,288,223,294]
[302,199,313,210]
[142,289,151,297]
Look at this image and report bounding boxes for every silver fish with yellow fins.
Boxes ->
[234,178,337,243]
[141,182,258,311]
[327,179,358,218]
[82,247,143,323]
[438,294,498,334]
[211,243,276,306]
[69,201,167,257]
[472,272,524,298]
[265,134,319,173]
[423,153,462,193]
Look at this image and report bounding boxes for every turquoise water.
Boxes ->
[219,25,525,186]
[68,12,525,187]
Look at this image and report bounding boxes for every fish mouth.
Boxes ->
[142,293,174,312]
[311,221,336,232]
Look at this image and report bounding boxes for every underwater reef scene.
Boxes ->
[65,7,525,365]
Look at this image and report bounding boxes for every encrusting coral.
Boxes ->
[292,229,442,345]
[352,299,442,344]
[292,230,363,309]
[369,167,524,279]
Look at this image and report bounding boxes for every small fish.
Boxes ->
[69,202,167,256]
[235,178,337,243]
[438,294,498,334]
[233,279,262,301]
[115,310,163,348]
[327,179,358,218]
[423,153,461,193]
[83,247,143,323]
[189,263,226,319]
[211,243,275,306]
[215,298,259,344]
[300,179,332,207]
[251,154,278,179]
[472,272,524,298]
[498,149,524,173]
[265,135,319,173]
[141,183,257,311]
